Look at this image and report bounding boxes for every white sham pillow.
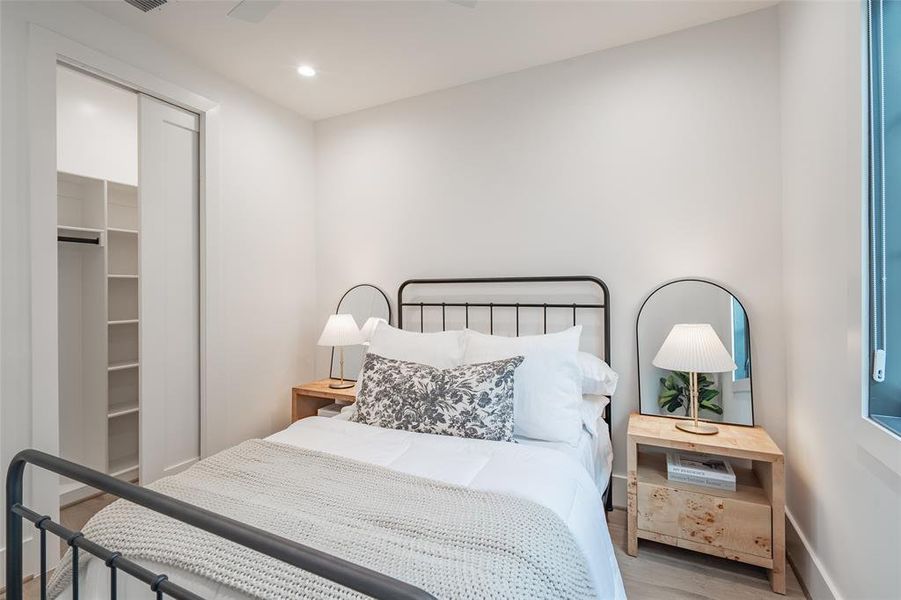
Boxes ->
[578,352,618,396]
[367,322,465,369]
[462,326,583,445]
[580,394,610,438]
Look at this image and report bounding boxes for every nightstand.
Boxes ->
[626,413,785,594]
[291,379,356,422]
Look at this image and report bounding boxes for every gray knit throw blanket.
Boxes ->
[49,439,596,599]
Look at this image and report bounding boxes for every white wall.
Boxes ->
[1,0,317,572]
[779,2,901,599]
[314,8,786,492]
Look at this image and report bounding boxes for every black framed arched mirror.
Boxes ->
[637,278,754,426]
[329,284,391,382]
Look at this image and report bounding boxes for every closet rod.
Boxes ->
[57,235,100,245]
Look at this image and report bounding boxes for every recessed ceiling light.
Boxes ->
[297,65,316,78]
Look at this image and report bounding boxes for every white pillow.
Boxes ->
[462,326,583,445]
[578,352,618,396]
[580,394,610,438]
[367,322,465,369]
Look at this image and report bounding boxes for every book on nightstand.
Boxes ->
[666,451,736,491]
[317,403,342,418]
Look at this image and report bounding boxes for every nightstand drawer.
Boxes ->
[636,454,772,561]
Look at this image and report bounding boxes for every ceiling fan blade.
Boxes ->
[227,0,282,23]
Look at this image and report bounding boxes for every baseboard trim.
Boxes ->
[0,536,36,591]
[785,509,843,600]
[611,472,627,508]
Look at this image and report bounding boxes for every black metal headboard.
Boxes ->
[397,276,613,511]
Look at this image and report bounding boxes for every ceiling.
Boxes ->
[84,0,776,121]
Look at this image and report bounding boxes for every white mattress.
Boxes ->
[65,417,625,600]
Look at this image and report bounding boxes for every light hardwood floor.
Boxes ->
[7,503,806,600]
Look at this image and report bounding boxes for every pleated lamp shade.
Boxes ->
[652,324,737,374]
[317,314,363,347]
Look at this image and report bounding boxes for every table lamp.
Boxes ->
[318,314,363,389]
[359,317,387,346]
[652,323,736,435]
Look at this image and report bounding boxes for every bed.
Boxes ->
[6,276,625,600]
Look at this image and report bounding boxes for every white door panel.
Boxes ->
[139,95,200,484]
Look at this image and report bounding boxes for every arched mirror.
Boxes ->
[329,284,391,382]
[637,279,754,426]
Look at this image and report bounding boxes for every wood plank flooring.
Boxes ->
[6,504,807,599]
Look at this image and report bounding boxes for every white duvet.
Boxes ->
[65,417,626,600]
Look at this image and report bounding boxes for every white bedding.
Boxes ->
[67,417,625,600]
[516,429,612,494]
[334,397,614,494]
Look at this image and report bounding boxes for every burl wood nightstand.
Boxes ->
[626,413,786,594]
[291,379,356,422]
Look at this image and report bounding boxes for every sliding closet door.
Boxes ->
[139,95,200,485]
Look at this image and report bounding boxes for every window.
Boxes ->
[867,0,901,435]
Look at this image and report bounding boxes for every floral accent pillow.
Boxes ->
[351,353,524,442]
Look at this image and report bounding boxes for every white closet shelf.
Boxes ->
[108,319,139,326]
[58,225,105,246]
[108,360,139,372]
[108,227,139,235]
[108,405,139,419]
[58,225,104,235]
[108,273,138,279]
[108,459,139,479]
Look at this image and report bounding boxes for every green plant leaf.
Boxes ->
[700,388,720,402]
[699,400,724,415]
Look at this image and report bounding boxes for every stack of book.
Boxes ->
[666,451,736,491]
[317,402,342,418]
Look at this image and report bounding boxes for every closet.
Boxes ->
[57,65,200,505]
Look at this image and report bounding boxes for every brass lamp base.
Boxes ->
[329,345,355,389]
[328,381,354,390]
[676,421,719,435]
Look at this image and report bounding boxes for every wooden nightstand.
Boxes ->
[291,379,356,422]
[627,413,785,594]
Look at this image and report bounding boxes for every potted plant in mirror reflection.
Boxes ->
[658,371,723,417]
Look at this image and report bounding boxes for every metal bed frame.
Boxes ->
[5,275,612,599]
[6,450,435,600]
[397,275,613,512]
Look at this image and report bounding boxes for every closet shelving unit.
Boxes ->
[58,171,141,505]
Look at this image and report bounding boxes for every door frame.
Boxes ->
[26,24,218,538]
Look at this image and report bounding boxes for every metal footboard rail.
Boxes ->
[6,449,436,600]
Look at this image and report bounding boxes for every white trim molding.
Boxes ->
[612,472,627,508]
[857,416,901,477]
[786,509,843,600]
[0,537,36,594]
[17,23,222,581]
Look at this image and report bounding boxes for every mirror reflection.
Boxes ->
[637,279,753,426]
[330,284,391,381]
